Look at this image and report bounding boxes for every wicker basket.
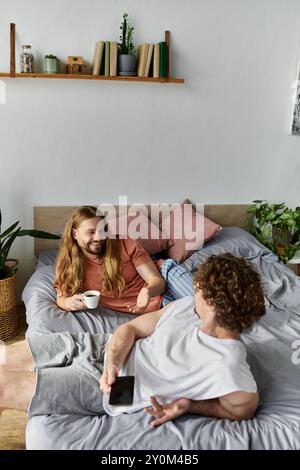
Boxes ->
[0,263,18,342]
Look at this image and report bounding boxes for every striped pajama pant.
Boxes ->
[160,259,194,306]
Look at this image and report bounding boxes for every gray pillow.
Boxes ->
[181,226,272,273]
[36,249,58,269]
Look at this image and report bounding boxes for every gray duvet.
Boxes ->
[22,228,300,450]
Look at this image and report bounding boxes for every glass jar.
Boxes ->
[20,45,34,73]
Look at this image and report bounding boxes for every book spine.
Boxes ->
[144,44,154,78]
[140,44,149,77]
[110,42,117,76]
[104,41,110,76]
[159,42,167,78]
[153,44,160,78]
[137,44,145,77]
[92,41,104,75]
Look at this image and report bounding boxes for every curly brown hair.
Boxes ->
[193,253,266,332]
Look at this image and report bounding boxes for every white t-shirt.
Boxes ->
[103,296,257,416]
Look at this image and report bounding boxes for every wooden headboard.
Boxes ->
[34,204,250,257]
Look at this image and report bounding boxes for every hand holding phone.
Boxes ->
[100,365,119,393]
[109,376,135,406]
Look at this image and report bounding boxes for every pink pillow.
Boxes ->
[108,212,174,255]
[161,200,222,262]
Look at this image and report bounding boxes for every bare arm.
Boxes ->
[128,261,165,313]
[187,392,258,420]
[100,302,174,393]
[145,391,259,426]
[136,260,165,298]
[218,390,259,420]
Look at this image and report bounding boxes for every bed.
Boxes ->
[22,205,300,450]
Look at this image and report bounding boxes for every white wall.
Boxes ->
[1,0,300,299]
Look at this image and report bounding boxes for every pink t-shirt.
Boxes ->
[82,238,163,313]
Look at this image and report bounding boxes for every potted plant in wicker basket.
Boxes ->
[0,209,60,341]
[246,200,300,263]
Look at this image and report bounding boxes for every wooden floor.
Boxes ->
[0,306,28,450]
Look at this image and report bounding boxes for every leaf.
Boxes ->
[262,226,271,239]
[0,210,61,277]
[17,229,61,239]
[0,227,21,272]
[0,221,20,239]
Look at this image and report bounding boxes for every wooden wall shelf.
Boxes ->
[0,72,184,83]
[1,24,184,85]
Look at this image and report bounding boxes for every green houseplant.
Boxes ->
[117,12,137,76]
[0,209,60,341]
[0,209,60,279]
[246,200,300,263]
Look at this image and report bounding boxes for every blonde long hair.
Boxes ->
[54,206,126,297]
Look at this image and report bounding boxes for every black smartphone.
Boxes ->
[109,376,135,406]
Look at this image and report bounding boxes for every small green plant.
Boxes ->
[246,200,300,263]
[0,209,60,279]
[118,12,135,55]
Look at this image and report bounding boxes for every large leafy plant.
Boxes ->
[0,209,60,279]
[118,12,135,55]
[246,200,300,263]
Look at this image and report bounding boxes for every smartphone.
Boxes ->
[109,376,135,406]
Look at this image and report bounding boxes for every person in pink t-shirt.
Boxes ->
[54,206,165,314]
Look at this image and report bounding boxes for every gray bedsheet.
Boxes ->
[22,228,300,450]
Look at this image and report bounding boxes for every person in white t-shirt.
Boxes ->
[0,253,266,425]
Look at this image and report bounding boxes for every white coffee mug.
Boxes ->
[82,290,100,309]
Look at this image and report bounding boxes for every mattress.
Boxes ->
[22,227,300,450]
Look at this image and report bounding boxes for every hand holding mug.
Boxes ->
[82,290,101,309]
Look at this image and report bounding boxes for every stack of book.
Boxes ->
[92,41,118,76]
[92,40,168,78]
[137,42,168,78]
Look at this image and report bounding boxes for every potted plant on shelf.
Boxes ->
[246,200,300,263]
[118,12,137,76]
[0,209,60,341]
